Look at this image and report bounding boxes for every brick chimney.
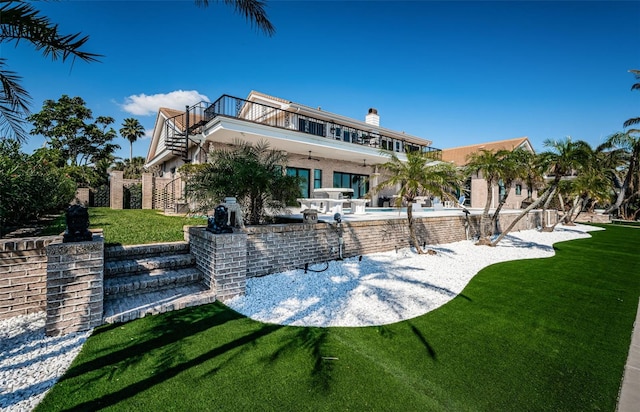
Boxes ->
[365,108,379,126]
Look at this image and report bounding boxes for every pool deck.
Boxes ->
[284,206,517,222]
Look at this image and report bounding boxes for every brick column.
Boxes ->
[188,227,247,301]
[74,188,90,206]
[45,237,104,336]
[110,170,124,209]
[141,173,154,209]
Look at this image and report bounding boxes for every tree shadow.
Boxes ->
[265,327,334,393]
[57,305,282,411]
[229,251,473,328]
[408,322,437,361]
[60,302,244,383]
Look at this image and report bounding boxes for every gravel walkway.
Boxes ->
[0,224,602,410]
[0,313,90,412]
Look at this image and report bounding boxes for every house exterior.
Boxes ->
[440,137,537,209]
[144,91,441,209]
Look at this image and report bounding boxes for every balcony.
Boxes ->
[166,94,442,161]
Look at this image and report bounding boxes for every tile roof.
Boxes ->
[441,137,532,166]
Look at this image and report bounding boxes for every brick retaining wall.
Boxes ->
[0,236,62,320]
[243,210,553,277]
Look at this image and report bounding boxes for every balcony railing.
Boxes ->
[201,95,442,159]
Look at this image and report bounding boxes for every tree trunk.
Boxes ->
[477,182,494,244]
[406,205,424,254]
[490,186,514,234]
[557,192,566,222]
[605,146,638,214]
[490,180,559,246]
[554,195,581,229]
[540,186,557,232]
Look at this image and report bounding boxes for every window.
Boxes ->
[333,172,369,199]
[298,119,325,137]
[313,169,322,189]
[286,167,310,198]
[515,184,522,196]
[395,141,401,152]
[498,179,506,201]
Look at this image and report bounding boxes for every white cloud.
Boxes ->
[121,90,210,116]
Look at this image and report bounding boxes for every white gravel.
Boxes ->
[226,224,604,327]
[0,224,602,411]
[0,313,90,412]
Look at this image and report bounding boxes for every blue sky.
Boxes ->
[5,0,640,161]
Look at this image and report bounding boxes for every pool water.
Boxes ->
[347,207,435,213]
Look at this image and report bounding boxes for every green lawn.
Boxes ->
[41,207,207,245]
[36,225,640,411]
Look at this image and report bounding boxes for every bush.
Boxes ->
[183,140,301,225]
[0,141,76,236]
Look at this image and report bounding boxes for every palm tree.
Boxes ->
[623,69,640,132]
[602,131,640,216]
[376,150,461,254]
[555,143,610,226]
[463,149,511,245]
[490,137,590,246]
[602,69,640,217]
[184,140,300,225]
[119,118,145,162]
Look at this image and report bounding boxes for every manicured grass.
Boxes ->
[41,208,206,245]
[36,225,640,411]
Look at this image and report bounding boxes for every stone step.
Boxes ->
[102,284,217,324]
[104,267,203,299]
[105,253,196,278]
[104,241,190,261]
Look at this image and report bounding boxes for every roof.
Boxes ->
[159,107,185,129]
[440,137,533,166]
[247,90,291,105]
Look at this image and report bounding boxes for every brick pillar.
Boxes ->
[189,227,247,301]
[142,173,154,209]
[45,237,104,336]
[110,170,124,210]
[74,188,90,206]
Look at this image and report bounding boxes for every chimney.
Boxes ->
[365,108,379,126]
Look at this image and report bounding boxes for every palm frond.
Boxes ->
[0,1,101,63]
[195,0,275,36]
[623,117,640,129]
[0,59,30,142]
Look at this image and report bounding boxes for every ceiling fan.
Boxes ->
[307,151,320,161]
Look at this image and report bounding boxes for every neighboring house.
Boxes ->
[441,137,536,209]
[145,91,441,209]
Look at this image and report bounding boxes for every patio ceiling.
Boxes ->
[201,116,405,165]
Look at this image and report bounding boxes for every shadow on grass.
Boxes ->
[266,327,334,393]
[408,322,437,360]
[58,303,283,411]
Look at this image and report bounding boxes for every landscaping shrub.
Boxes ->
[0,141,76,236]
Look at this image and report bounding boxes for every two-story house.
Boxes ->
[144,91,441,209]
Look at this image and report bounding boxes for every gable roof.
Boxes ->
[441,137,533,167]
